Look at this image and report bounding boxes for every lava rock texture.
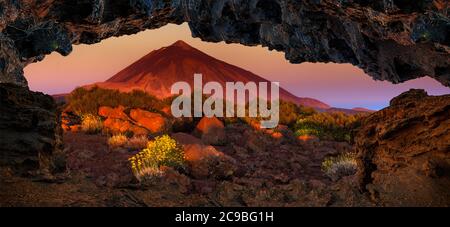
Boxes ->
[0,83,65,176]
[355,89,450,206]
[0,0,448,87]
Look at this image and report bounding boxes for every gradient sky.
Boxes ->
[24,23,450,110]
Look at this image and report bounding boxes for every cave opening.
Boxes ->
[24,23,450,111]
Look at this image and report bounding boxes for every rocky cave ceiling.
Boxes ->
[0,0,449,88]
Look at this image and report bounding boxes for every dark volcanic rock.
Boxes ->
[0,0,448,87]
[355,89,450,206]
[0,83,65,176]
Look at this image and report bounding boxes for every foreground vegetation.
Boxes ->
[128,135,185,181]
[64,87,367,182]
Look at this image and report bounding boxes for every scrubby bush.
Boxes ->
[108,134,128,148]
[279,101,317,127]
[125,135,149,150]
[66,86,168,116]
[294,112,364,142]
[322,153,358,181]
[81,114,103,134]
[129,135,184,181]
[295,128,321,137]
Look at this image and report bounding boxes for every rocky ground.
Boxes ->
[1,89,449,207]
[0,121,369,207]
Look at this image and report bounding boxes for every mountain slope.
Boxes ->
[90,40,330,109]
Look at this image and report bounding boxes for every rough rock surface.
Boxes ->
[98,106,149,136]
[0,0,448,87]
[355,89,450,206]
[129,109,169,134]
[172,132,237,180]
[0,83,65,175]
[195,117,226,145]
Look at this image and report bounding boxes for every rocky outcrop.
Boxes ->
[355,89,450,206]
[195,117,226,145]
[172,133,237,180]
[0,83,65,176]
[98,106,150,136]
[0,0,448,87]
[129,109,169,135]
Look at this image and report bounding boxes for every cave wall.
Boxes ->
[0,0,448,87]
[0,83,65,176]
[355,89,450,206]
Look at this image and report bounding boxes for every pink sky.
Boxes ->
[24,23,449,110]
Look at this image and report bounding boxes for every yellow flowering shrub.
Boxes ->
[129,135,184,181]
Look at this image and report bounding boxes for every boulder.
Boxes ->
[195,117,226,145]
[103,118,148,136]
[172,133,237,180]
[98,106,129,120]
[355,89,450,206]
[130,109,168,135]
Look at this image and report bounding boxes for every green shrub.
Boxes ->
[294,112,364,142]
[66,86,167,116]
[81,114,103,134]
[129,135,184,181]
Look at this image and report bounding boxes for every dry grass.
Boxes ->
[125,135,149,150]
[108,134,128,148]
[322,153,358,181]
[81,114,103,134]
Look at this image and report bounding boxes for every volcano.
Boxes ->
[90,40,330,109]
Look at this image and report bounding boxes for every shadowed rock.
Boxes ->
[0,83,65,176]
[355,89,450,206]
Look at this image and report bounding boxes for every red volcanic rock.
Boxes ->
[103,118,148,136]
[98,106,149,136]
[172,133,237,180]
[271,132,283,139]
[69,125,81,133]
[129,109,168,135]
[355,89,450,206]
[297,135,319,142]
[98,106,129,120]
[195,117,226,145]
[172,132,203,145]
